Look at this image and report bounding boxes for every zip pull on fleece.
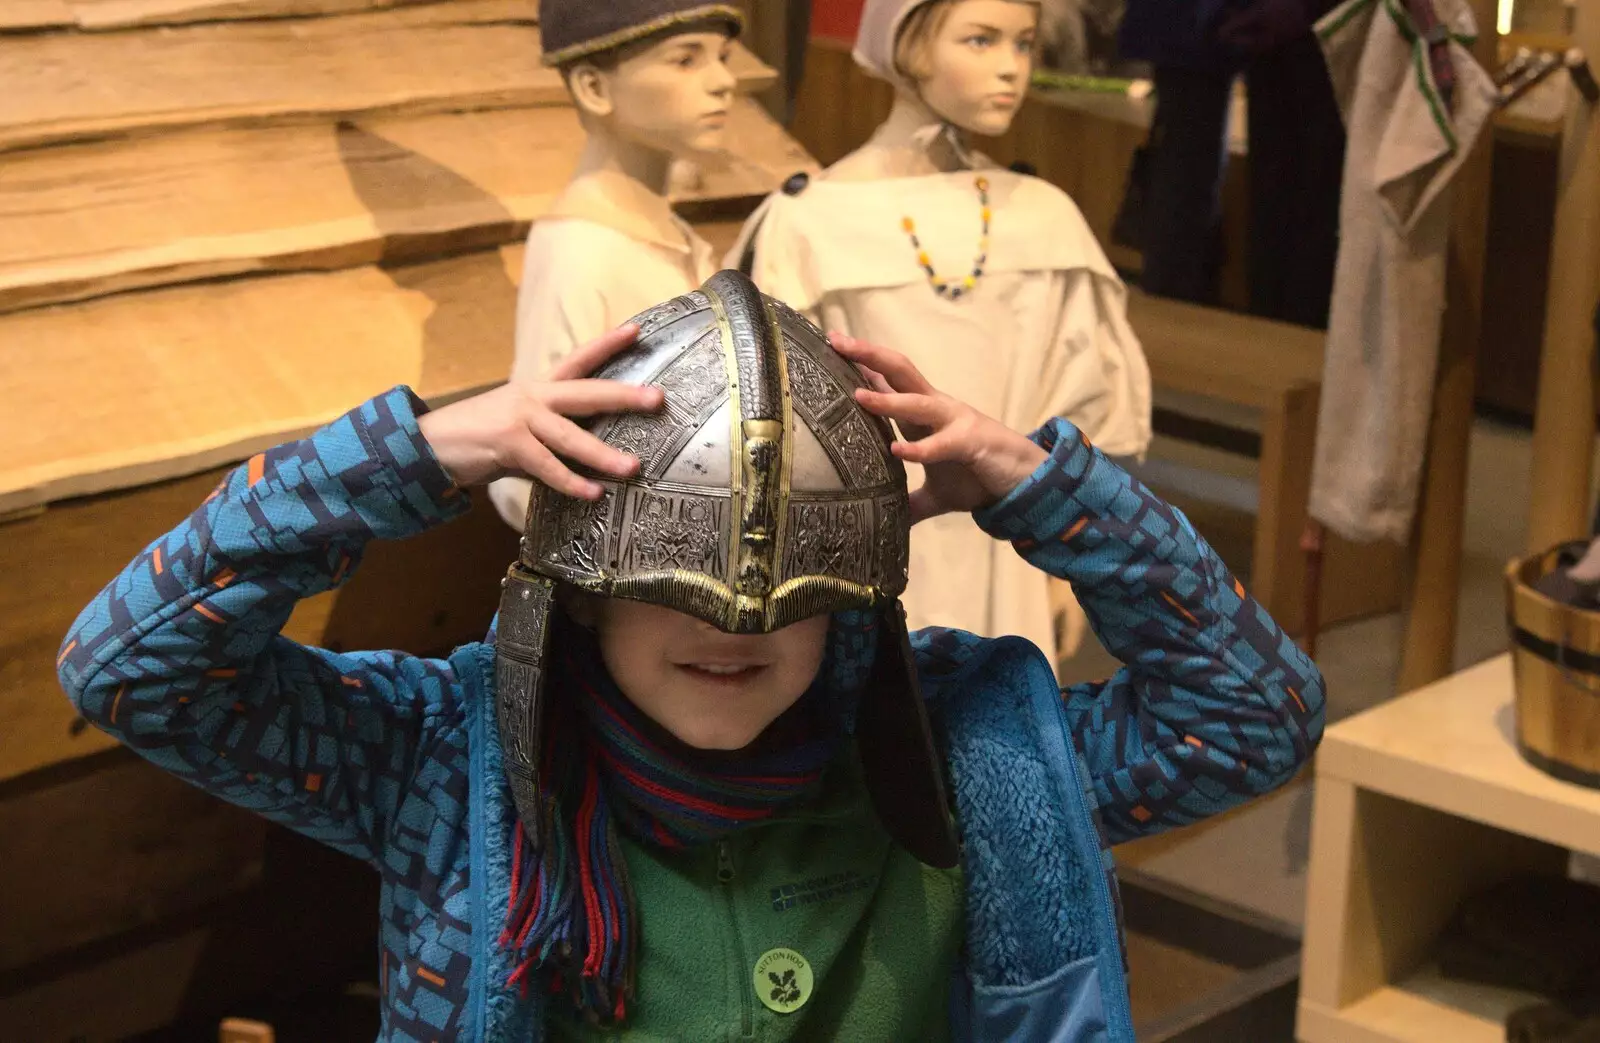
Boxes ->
[717,840,736,884]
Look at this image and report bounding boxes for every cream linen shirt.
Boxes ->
[733,168,1152,669]
[489,178,718,532]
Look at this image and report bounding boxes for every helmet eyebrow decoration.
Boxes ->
[520,270,908,633]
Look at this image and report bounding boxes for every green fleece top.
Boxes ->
[546,753,964,1042]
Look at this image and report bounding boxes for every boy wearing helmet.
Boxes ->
[60,273,1322,1042]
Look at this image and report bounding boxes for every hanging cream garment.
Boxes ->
[1307,0,1495,543]
[488,176,719,532]
[731,168,1152,668]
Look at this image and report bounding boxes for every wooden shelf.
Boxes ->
[1319,655,1600,856]
[1298,655,1593,1042]
[1301,963,1543,1043]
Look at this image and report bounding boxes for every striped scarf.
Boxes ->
[501,613,877,1024]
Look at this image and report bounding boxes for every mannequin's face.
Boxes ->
[569,30,738,157]
[915,0,1037,135]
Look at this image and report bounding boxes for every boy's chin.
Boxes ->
[662,718,767,752]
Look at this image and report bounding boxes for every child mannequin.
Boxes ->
[489,0,743,532]
[60,273,1318,1042]
[734,0,1152,674]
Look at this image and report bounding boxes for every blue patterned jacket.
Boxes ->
[58,389,1323,1042]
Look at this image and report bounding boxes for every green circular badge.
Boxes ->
[753,947,813,1015]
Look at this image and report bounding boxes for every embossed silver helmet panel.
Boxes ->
[520,271,910,633]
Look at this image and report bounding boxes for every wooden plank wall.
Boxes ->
[0,753,267,976]
[0,818,380,1041]
[0,0,804,1031]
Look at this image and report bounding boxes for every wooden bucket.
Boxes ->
[1507,543,1600,788]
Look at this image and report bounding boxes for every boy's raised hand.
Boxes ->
[417,323,663,498]
[832,333,1048,524]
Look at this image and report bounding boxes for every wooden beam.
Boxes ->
[1,469,230,780]
[0,450,519,783]
[0,0,528,31]
[0,253,517,515]
[219,1020,276,1043]
[1397,0,1500,691]
[0,831,377,1042]
[0,921,226,1042]
[1127,290,1323,410]
[0,754,266,974]
[0,244,523,783]
[70,0,506,31]
[0,0,73,29]
[0,96,808,314]
[0,6,773,154]
[0,222,737,783]
[0,202,805,516]
[1525,4,1600,553]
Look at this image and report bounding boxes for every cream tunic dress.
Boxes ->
[489,179,719,532]
[734,167,1152,666]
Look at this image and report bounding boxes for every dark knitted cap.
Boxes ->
[540,0,743,67]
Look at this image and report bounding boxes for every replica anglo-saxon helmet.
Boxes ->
[495,270,958,868]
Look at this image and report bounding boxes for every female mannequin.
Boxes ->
[733,0,1151,670]
[490,0,742,532]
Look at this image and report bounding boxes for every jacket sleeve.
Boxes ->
[975,418,1325,843]
[56,388,473,866]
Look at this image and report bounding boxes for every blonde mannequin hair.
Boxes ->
[892,0,955,83]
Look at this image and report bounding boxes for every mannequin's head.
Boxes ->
[897,0,1038,134]
[858,0,1038,136]
[562,24,738,158]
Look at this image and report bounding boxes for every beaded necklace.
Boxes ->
[900,174,990,300]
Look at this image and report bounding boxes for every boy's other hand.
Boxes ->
[832,333,1048,524]
[417,323,663,498]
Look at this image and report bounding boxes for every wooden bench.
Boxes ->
[1126,289,1405,636]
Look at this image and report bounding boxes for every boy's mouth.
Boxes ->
[677,663,767,682]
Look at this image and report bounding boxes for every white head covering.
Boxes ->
[851,0,1040,92]
[852,0,927,90]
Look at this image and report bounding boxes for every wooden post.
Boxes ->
[1397,0,1500,692]
[1525,6,1600,554]
[219,1019,275,1043]
[734,0,808,123]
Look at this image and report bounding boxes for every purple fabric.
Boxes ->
[1119,0,1340,68]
